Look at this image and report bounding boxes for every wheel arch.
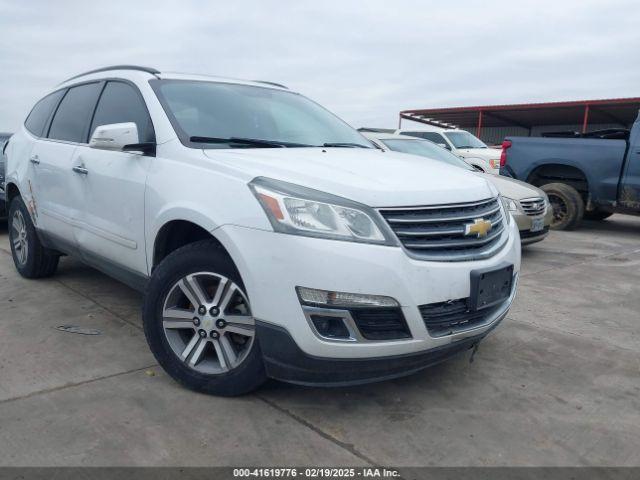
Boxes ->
[152,219,237,272]
[527,163,589,202]
[5,181,21,205]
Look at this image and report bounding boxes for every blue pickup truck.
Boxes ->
[500,114,640,230]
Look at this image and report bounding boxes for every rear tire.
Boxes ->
[143,240,267,396]
[584,210,613,221]
[8,196,59,278]
[541,183,584,231]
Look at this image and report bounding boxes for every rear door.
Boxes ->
[37,82,102,247]
[30,83,102,247]
[73,80,154,276]
[19,89,66,227]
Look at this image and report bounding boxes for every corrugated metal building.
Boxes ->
[399,98,640,145]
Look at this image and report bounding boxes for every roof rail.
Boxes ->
[252,80,288,89]
[61,65,161,84]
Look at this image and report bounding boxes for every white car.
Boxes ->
[5,66,521,395]
[396,126,501,174]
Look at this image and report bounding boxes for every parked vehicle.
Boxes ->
[500,114,640,230]
[5,66,521,395]
[396,126,501,174]
[363,133,552,245]
[0,133,11,218]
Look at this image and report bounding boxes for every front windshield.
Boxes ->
[151,80,372,149]
[443,131,487,149]
[381,139,474,171]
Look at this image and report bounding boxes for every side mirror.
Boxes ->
[90,122,139,151]
[89,123,155,155]
[437,143,451,150]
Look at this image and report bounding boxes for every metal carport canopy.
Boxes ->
[399,97,640,134]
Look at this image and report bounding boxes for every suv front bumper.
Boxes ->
[255,319,502,386]
[214,219,520,378]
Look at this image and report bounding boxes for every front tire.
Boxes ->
[8,196,59,278]
[541,183,585,231]
[143,240,266,396]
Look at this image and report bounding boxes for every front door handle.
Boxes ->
[72,165,89,175]
[29,155,40,165]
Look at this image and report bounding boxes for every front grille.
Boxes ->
[350,308,411,340]
[419,297,506,337]
[519,197,546,216]
[378,197,507,261]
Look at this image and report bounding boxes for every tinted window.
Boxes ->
[24,90,65,137]
[443,131,487,149]
[402,131,445,144]
[48,83,102,143]
[90,82,154,143]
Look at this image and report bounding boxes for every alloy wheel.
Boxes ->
[11,210,29,266]
[161,272,255,374]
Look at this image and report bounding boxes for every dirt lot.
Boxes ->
[0,215,638,467]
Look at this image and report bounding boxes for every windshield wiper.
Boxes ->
[190,136,312,148]
[322,142,370,148]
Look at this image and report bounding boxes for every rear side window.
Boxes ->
[90,81,154,143]
[24,90,65,137]
[48,83,102,143]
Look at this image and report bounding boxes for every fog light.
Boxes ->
[296,287,399,308]
[309,314,351,339]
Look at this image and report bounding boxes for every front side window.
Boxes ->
[443,131,487,149]
[48,82,102,143]
[24,90,65,137]
[151,80,372,149]
[90,81,155,143]
[381,139,473,171]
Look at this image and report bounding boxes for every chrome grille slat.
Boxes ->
[519,197,546,217]
[379,197,508,261]
[396,213,503,238]
[381,197,497,210]
[403,224,505,249]
[384,204,501,224]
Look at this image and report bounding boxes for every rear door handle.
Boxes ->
[72,165,89,175]
[29,155,40,165]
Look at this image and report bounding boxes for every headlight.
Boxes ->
[501,196,521,213]
[249,177,395,245]
[540,191,550,212]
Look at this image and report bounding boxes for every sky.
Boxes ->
[1,0,639,132]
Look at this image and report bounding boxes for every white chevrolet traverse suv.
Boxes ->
[5,66,521,395]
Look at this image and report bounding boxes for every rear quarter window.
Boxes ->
[24,90,65,137]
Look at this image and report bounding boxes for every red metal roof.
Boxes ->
[400,97,640,131]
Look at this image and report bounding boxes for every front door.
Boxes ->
[73,80,155,278]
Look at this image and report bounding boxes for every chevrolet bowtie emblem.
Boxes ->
[464,218,492,238]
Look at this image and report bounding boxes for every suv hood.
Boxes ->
[481,173,543,200]
[203,148,496,207]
